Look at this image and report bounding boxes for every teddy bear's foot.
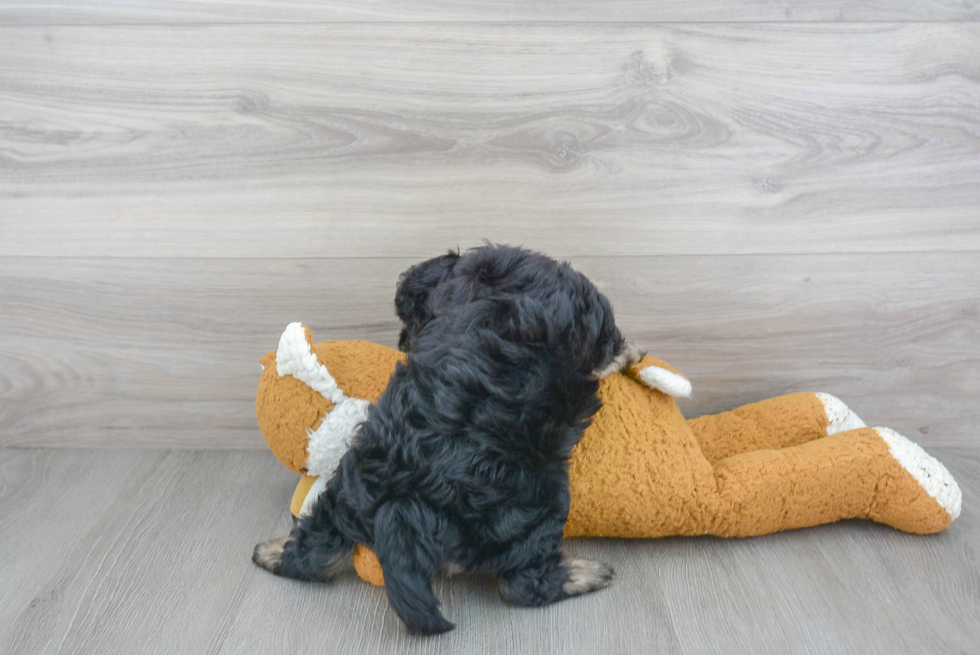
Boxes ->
[870,427,962,531]
[815,393,866,435]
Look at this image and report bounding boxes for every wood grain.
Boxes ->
[0,449,154,631]
[819,447,980,653]
[1,254,977,448]
[0,450,296,655]
[0,448,976,654]
[652,531,912,653]
[0,1,977,24]
[1,24,978,258]
[223,521,683,654]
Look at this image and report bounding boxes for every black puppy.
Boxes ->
[254,245,638,634]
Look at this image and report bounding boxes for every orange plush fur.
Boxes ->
[257,324,962,587]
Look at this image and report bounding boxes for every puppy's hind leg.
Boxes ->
[373,499,454,635]
[252,495,354,582]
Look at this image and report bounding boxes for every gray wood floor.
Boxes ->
[1,447,977,655]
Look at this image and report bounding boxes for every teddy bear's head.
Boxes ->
[256,322,405,478]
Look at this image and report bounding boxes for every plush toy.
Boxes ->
[257,323,962,587]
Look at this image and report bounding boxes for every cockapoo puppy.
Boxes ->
[254,244,638,634]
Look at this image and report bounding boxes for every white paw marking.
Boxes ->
[253,536,288,571]
[563,557,615,595]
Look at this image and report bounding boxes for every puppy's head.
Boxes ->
[395,249,461,352]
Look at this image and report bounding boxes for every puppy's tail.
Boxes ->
[373,499,455,635]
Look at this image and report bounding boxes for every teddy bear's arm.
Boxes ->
[687,392,865,463]
[628,355,692,398]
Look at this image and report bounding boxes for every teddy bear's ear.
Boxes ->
[256,325,337,476]
[275,322,347,404]
[630,355,693,398]
[271,323,375,479]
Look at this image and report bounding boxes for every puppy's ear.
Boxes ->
[394,250,461,350]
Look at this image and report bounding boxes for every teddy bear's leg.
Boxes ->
[704,426,961,537]
[687,392,865,463]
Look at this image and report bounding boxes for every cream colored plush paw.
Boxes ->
[637,366,692,398]
[815,392,866,435]
[874,427,962,521]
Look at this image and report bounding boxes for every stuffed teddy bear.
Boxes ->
[257,323,962,587]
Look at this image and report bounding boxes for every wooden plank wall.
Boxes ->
[1,3,978,448]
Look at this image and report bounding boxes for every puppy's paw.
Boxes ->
[252,535,289,573]
[562,557,615,596]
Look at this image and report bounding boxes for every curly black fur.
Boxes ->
[254,245,625,634]
[395,245,624,371]
[394,248,461,352]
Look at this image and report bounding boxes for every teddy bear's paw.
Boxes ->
[874,427,962,521]
[562,557,615,596]
[816,392,866,435]
[252,535,289,573]
[637,365,692,398]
